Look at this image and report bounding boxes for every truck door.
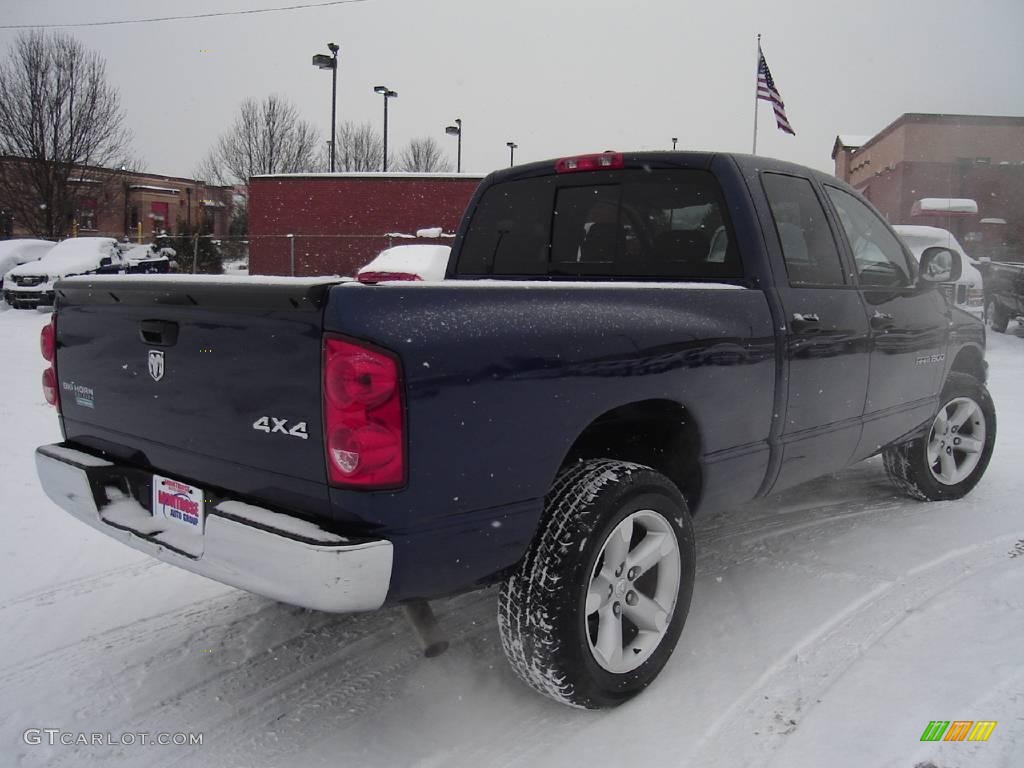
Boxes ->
[760,172,871,492]
[822,185,949,459]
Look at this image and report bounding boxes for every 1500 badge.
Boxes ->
[916,353,946,366]
[252,416,308,440]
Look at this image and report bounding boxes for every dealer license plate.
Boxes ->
[152,474,205,534]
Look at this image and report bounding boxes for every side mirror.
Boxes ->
[918,246,961,288]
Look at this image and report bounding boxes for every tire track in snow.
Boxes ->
[0,558,161,613]
[148,592,499,768]
[687,532,1024,767]
[695,495,907,548]
[0,591,275,693]
[20,591,498,768]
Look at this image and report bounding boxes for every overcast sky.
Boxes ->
[2,0,1022,180]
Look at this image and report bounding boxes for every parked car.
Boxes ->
[356,244,451,282]
[34,152,994,709]
[981,256,1024,332]
[0,239,54,296]
[118,243,175,274]
[3,237,123,308]
[893,225,984,312]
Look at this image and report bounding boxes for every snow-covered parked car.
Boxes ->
[119,242,175,274]
[893,225,984,312]
[356,244,451,282]
[3,237,123,308]
[0,239,54,297]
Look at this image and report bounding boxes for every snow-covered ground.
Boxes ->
[0,303,1021,768]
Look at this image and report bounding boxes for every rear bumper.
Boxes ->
[35,443,393,612]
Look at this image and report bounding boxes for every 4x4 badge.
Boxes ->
[148,350,165,382]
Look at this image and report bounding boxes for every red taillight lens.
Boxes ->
[326,348,398,409]
[555,152,624,173]
[42,367,57,406]
[41,316,59,409]
[41,319,55,362]
[323,336,404,488]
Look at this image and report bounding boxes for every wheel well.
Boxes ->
[560,399,702,512]
[950,345,985,384]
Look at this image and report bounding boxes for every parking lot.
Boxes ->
[0,303,1021,767]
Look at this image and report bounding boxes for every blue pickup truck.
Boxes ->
[34,152,995,709]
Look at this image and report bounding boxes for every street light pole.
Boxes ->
[312,43,340,172]
[506,141,518,167]
[374,86,398,172]
[671,137,678,150]
[445,118,462,173]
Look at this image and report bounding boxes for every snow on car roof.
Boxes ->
[911,198,978,215]
[893,225,967,256]
[120,244,174,262]
[0,239,53,262]
[357,244,451,282]
[9,237,117,276]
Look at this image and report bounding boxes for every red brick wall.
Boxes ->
[855,161,1024,247]
[248,175,482,276]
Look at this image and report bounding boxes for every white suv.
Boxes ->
[893,225,984,312]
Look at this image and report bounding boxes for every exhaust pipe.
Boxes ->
[403,601,449,657]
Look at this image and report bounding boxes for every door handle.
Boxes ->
[138,319,179,347]
[791,312,821,332]
[870,311,895,330]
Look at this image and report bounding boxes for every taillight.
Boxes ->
[356,271,424,284]
[40,319,55,362]
[323,336,405,488]
[555,152,624,173]
[42,367,57,406]
[41,316,59,410]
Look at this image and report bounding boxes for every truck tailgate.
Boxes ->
[53,276,337,515]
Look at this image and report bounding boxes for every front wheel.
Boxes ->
[498,459,695,709]
[883,372,996,501]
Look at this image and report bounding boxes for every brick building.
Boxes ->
[248,173,482,276]
[831,114,1024,257]
[0,157,233,240]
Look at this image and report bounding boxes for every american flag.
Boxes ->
[757,49,795,136]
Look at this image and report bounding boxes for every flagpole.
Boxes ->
[752,33,761,155]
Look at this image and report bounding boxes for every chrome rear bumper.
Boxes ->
[35,444,393,612]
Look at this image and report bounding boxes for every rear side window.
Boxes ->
[456,176,555,275]
[456,170,742,280]
[762,173,846,286]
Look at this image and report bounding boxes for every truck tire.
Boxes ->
[882,372,996,501]
[498,459,695,709]
[985,299,1009,333]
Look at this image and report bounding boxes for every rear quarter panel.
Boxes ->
[325,282,775,600]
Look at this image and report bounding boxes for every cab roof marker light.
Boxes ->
[555,152,624,174]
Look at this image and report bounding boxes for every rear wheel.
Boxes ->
[883,372,996,501]
[985,299,1009,333]
[498,459,695,709]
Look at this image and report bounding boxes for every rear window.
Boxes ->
[456,170,742,280]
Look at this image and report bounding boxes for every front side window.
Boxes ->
[825,186,913,288]
[456,170,741,280]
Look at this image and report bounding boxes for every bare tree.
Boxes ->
[328,121,391,172]
[199,95,320,185]
[0,31,133,238]
[396,137,453,173]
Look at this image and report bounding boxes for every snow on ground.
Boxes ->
[0,303,1021,768]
